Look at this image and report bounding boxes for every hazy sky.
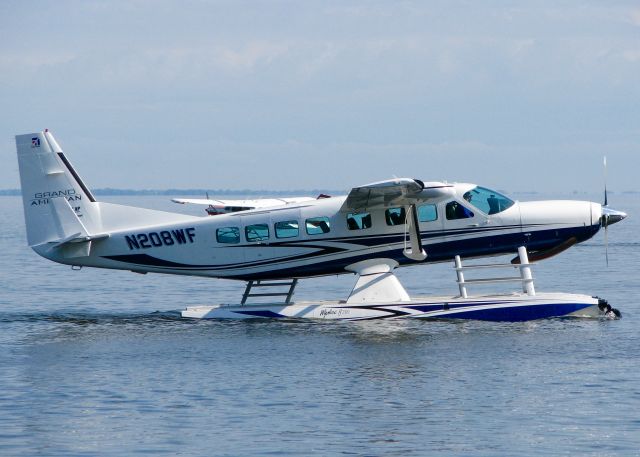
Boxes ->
[1,1,638,193]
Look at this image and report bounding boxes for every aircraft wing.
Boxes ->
[172,197,316,207]
[172,198,222,205]
[172,196,319,215]
[340,178,455,212]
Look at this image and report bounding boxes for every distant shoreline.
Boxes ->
[0,188,638,197]
[0,188,344,197]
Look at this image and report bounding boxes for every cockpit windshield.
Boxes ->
[463,186,514,215]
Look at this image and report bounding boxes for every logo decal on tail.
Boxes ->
[30,189,82,206]
[31,137,40,148]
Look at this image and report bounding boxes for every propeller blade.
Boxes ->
[605,216,609,267]
[599,158,628,267]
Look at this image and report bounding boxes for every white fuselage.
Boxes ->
[36,183,604,281]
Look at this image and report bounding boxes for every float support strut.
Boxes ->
[455,255,468,298]
[518,246,536,296]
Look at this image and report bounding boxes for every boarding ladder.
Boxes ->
[454,246,536,299]
[240,279,298,305]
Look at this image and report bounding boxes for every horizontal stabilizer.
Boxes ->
[49,196,90,243]
[33,197,111,258]
[46,232,111,250]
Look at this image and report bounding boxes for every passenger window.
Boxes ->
[347,212,372,230]
[306,217,331,235]
[385,207,405,226]
[418,204,438,222]
[245,223,269,242]
[216,227,240,244]
[445,201,474,220]
[275,220,299,239]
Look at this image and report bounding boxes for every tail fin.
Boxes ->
[16,130,102,247]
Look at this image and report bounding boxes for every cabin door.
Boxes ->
[440,198,490,256]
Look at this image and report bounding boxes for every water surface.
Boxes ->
[1,195,638,456]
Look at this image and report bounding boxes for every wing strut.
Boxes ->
[403,204,427,261]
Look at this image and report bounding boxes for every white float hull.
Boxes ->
[182,292,604,321]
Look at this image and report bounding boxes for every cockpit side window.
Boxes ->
[445,201,474,220]
[463,186,514,215]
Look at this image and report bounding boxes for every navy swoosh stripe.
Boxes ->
[101,224,594,279]
[232,224,596,280]
[234,310,285,318]
[298,223,546,247]
[103,254,197,268]
[103,244,347,270]
[336,305,412,320]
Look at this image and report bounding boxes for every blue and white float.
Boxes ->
[182,249,620,321]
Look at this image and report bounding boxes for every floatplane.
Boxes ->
[16,130,626,321]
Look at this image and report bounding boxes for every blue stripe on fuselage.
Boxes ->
[101,223,600,280]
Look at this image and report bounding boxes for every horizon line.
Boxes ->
[0,188,637,197]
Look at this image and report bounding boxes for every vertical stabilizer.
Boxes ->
[16,130,102,247]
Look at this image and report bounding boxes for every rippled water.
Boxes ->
[1,195,639,456]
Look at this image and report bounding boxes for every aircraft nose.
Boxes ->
[601,207,627,226]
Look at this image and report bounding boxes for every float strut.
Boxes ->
[518,246,536,296]
[454,255,468,298]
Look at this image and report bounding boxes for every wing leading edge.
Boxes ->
[172,196,318,215]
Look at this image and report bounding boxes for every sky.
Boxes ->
[1,0,639,193]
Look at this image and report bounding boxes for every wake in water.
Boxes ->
[0,309,184,325]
